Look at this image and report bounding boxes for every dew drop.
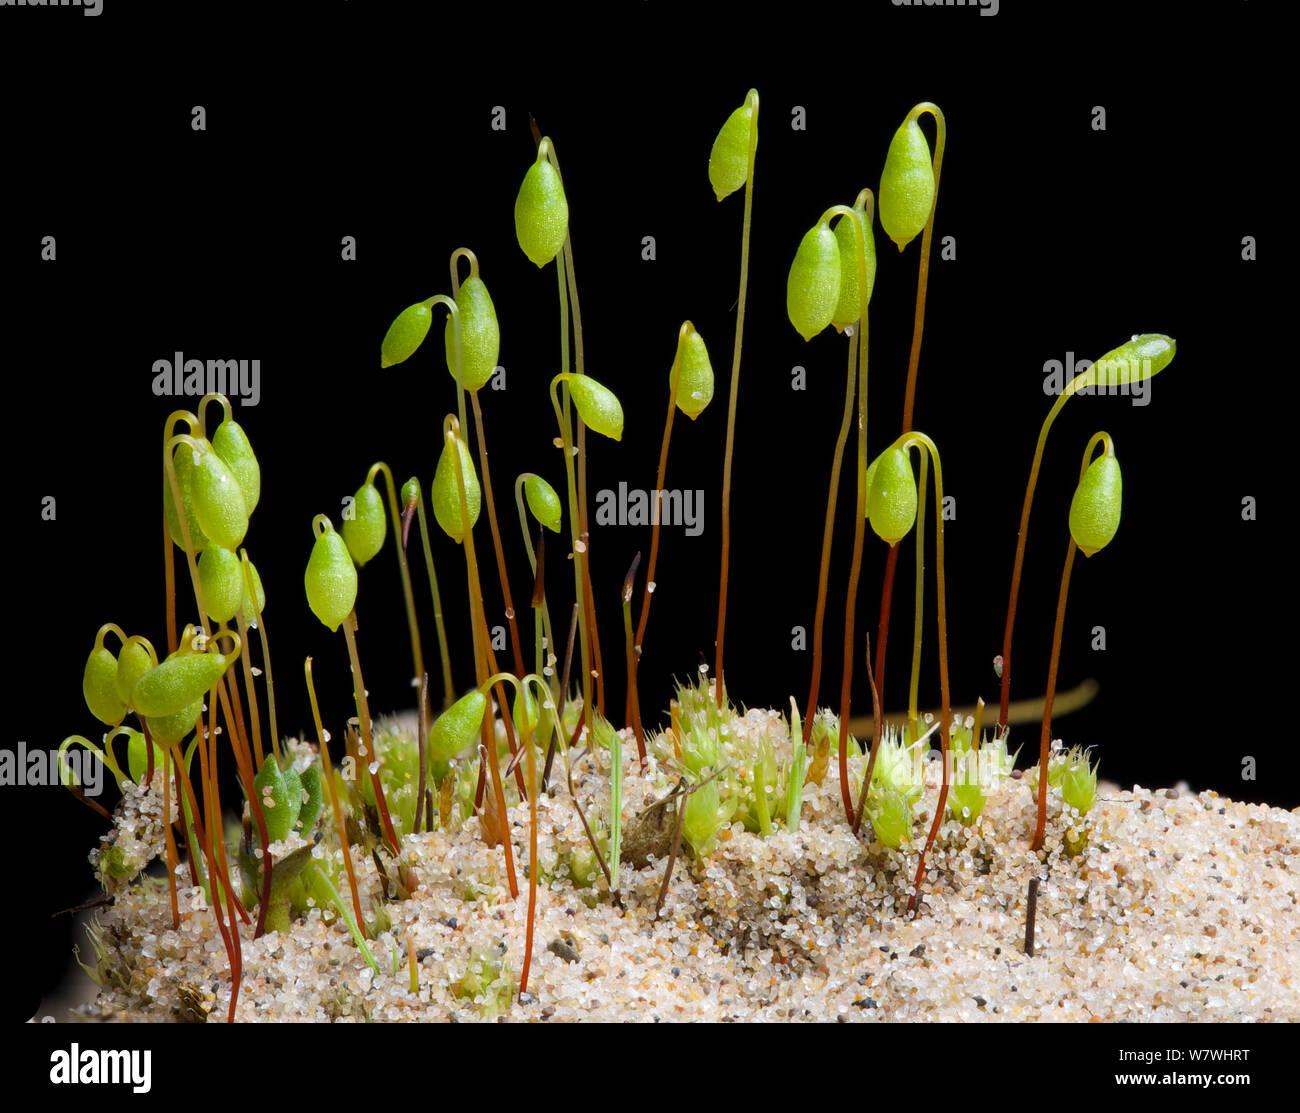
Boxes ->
[251,666,263,677]
[368,761,380,775]
[647,581,657,593]
[505,608,515,620]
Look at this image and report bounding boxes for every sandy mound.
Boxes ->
[74,713,1299,1022]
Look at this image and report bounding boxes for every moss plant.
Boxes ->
[832,207,875,827]
[872,102,946,726]
[631,322,715,744]
[946,709,1017,826]
[1030,432,1121,851]
[383,286,530,795]
[440,415,519,897]
[712,89,760,707]
[448,250,529,683]
[997,335,1175,731]
[792,194,875,788]
[343,462,430,692]
[863,431,953,915]
[519,135,608,721]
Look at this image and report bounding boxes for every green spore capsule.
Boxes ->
[381,300,433,368]
[241,556,266,618]
[708,100,754,202]
[1085,333,1177,390]
[190,443,249,551]
[558,373,624,440]
[164,439,211,552]
[429,689,488,766]
[786,219,841,342]
[125,730,166,785]
[523,474,562,533]
[831,209,877,331]
[199,545,244,624]
[1069,452,1122,557]
[304,519,357,632]
[254,757,303,843]
[212,418,261,515]
[512,683,540,737]
[879,114,936,251]
[867,447,918,545]
[342,481,387,567]
[514,144,569,268]
[115,640,153,707]
[432,436,482,542]
[674,323,714,420]
[133,650,231,718]
[445,275,500,392]
[146,698,202,747]
[83,646,126,726]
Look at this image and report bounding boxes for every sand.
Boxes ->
[72,710,1299,1023]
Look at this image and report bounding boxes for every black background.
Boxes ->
[3,2,1290,1021]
